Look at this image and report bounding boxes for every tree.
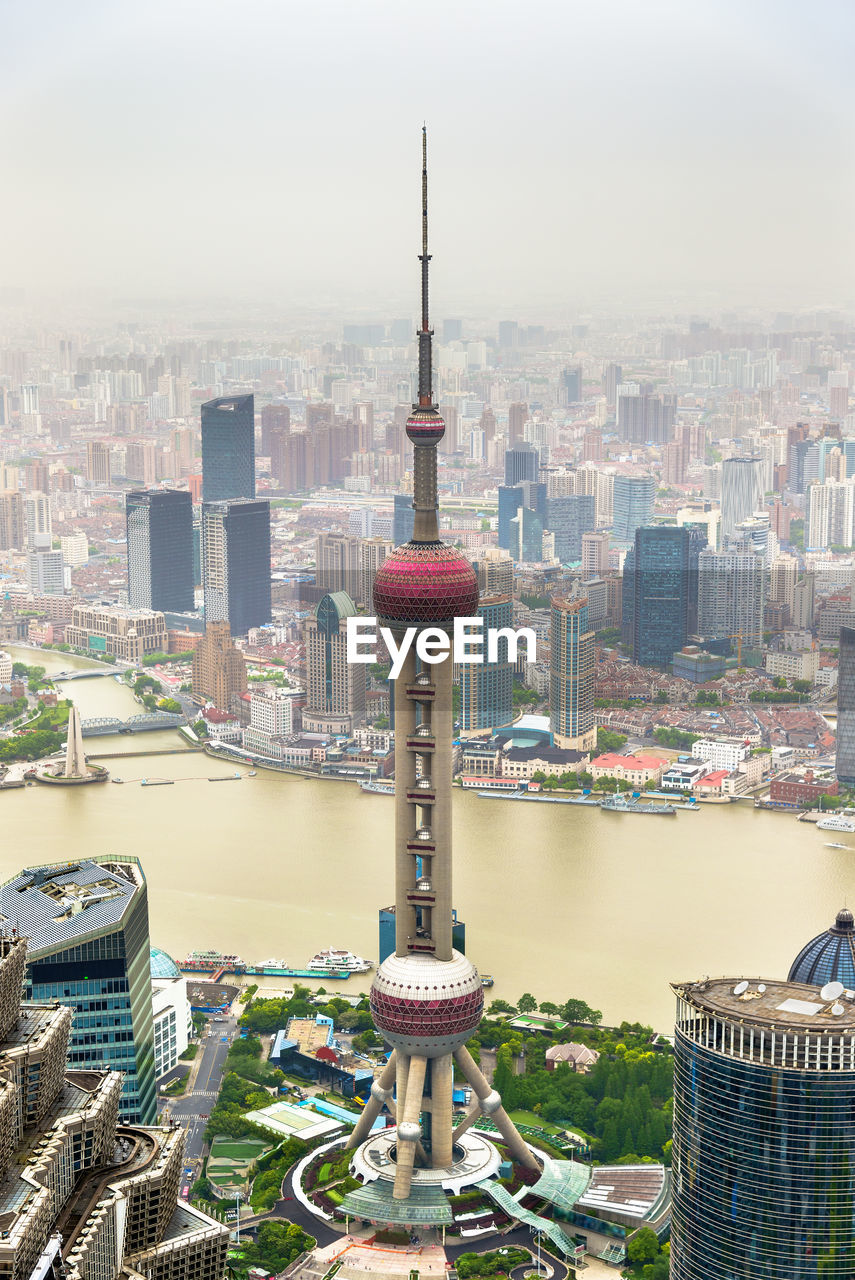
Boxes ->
[627,1227,660,1265]
[487,999,517,1017]
[517,993,537,1013]
[596,728,627,755]
[653,690,668,704]
[538,1001,560,1017]
[157,697,182,713]
[561,998,603,1026]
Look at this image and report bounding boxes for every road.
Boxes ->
[163,1013,238,1171]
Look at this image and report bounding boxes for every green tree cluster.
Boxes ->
[653,727,698,750]
[455,1248,529,1278]
[233,1220,314,1276]
[596,728,628,754]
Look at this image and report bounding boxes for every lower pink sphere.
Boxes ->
[370,951,484,1058]
[373,542,479,630]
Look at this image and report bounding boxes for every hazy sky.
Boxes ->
[3,0,855,314]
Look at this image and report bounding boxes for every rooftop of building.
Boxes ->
[789,908,855,989]
[591,752,669,769]
[0,858,144,957]
[694,769,730,786]
[150,947,182,981]
[575,1163,668,1221]
[673,975,855,1031]
[503,745,588,764]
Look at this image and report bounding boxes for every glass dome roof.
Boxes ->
[788,908,855,989]
[150,946,182,980]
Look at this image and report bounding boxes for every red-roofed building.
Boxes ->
[693,769,730,796]
[590,752,669,786]
[201,705,241,743]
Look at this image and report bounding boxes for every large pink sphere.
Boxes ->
[373,542,479,630]
[370,951,484,1058]
[406,407,445,445]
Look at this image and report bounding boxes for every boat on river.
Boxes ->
[817,815,855,832]
[600,794,676,816]
[307,948,373,974]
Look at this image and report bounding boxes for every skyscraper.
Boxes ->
[201,393,255,502]
[546,494,595,564]
[582,530,610,578]
[345,132,536,1207]
[671,976,855,1278]
[559,365,582,404]
[508,400,529,445]
[0,857,156,1123]
[26,548,64,595]
[836,626,855,784]
[393,493,415,545]
[631,526,691,669]
[202,498,271,637]
[720,455,764,541]
[504,442,539,485]
[509,504,543,562]
[0,490,28,550]
[315,531,361,597]
[260,400,291,455]
[459,593,514,731]
[497,484,524,549]
[126,488,194,612]
[697,547,764,663]
[358,537,391,609]
[191,620,247,710]
[303,591,366,734]
[549,595,596,750]
[612,474,654,543]
[86,440,111,485]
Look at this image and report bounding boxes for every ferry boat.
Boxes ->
[182,950,245,972]
[307,949,373,974]
[480,974,495,988]
[817,815,855,833]
[360,779,394,796]
[600,794,676,816]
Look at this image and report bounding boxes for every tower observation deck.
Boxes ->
[345,131,538,1205]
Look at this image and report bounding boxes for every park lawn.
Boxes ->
[211,1140,268,1161]
[507,1110,564,1135]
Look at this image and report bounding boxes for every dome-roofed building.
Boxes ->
[788,907,855,989]
[150,946,182,980]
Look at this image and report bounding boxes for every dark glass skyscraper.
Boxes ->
[0,857,156,1124]
[632,526,691,668]
[671,976,855,1278]
[126,488,194,612]
[836,625,855,784]
[497,484,524,550]
[201,393,256,502]
[202,498,272,637]
[504,442,539,485]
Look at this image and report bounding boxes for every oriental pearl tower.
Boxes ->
[346,130,538,1202]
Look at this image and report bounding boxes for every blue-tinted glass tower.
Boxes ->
[459,593,514,730]
[789,907,855,989]
[201,394,256,502]
[202,498,272,637]
[612,474,654,543]
[497,485,524,550]
[672,976,855,1278]
[0,857,156,1124]
[393,494,415,546]
[126,488,194,612]
[504,443,539,486]
[632,526,690,669]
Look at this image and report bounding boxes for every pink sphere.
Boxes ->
[373,542,479,630]
[406,407,445,445]
[370,951,484,1057]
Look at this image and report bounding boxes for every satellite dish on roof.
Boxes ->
[832,1003,845,1016]
[757,984,766,993]
[822,981,845,1002]
[733,981,749,996]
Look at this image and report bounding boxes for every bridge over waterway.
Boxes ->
[52,666,124,680]
[80,712,184,737]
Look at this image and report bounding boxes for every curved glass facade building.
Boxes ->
[789,907,855,989]
[671,977,855,1278]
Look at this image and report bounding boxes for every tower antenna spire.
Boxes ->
[418,125,433,407]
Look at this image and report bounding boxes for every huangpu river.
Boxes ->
[2,646,850,1032]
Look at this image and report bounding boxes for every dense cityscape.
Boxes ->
[3,2,855,1278]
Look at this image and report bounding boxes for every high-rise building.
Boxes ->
[0,932,229,1279]
[358,537,391,609]
[697,548,764,662]
[829,369,850,420]
[344,133,537,1209]
[720,455,764,541]
[201,393,255,502]
[508,400,529,445]
[504,442,539,485]
[86,440,111,485]
[559,365,582,405]
[603,362,622,408]
[671,974,855,1279]
[260,401,291,455]
[126,488,194,612]
[616,385,677,443]
[191,620,247,710]
[459,593,514,731]
[442,317,462,342]
[497,484,524,550]
[509,504,543,562]
[66,605,168,662]
[769,553,799,622]
[612,474,654,543]
[26,548,64,595]
[303,592,366,734]
[582,530,610,578]
[201,498,271,637]
[546,494,595,564]
[0,488,23,550]
[807,477,855,549]
[631,527,691,668]
[315,531,360,598]
[438,401,459,453]
[23,490,51,548]
[393,493,416,545]
[244,686,294,756]
[476,547,514,596]
[0,857,156,1123]
[836,626,855,784]
[549,595,596,750]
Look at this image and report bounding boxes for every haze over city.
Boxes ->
[4,0,855,313]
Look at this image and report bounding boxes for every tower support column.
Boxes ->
[429,1053,454,1168]
[393,1054,427,1199]
[345,1052,397,1150]
[453,1045,539,1170]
